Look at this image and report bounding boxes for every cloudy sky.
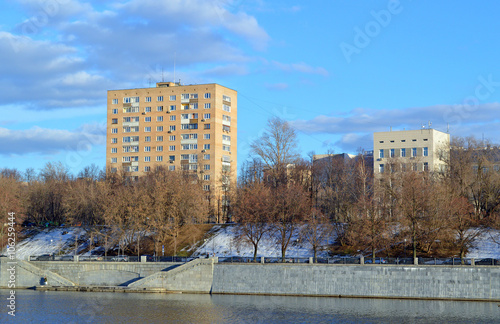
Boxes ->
[2,0,500,174]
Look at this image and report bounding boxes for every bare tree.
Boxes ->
[250,117,300,186]
[233,182,273,261]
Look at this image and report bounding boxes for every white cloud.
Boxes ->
[265,82,289,90]
[0,123,106,156]
[272,61,329,76]
[291,103,500,152]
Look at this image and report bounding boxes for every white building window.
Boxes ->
[111,138,117,144]
[204,103,211,109]
[145,127,151,132]
[412,148,417,157]
[145,117,151,122]
[204,154,210,160]
[204,93,211,99]
[423,147,428,157]
[157,116,163,122]
[169,145,175,151]
[112,109,118,114]
[145,146,151,152]
[203,174,210,181]
[379,164,384,173]
[170,115,176,121]
[145,107,151,112]
[157,96,163,102]
[112,99,118,104]
[157,126,163,132]
[169,95,176,101]
[145,156,150,162]
[169,135,176,141]
[111,128,118,134]
[156,156,163,162]
[157,136,163,142]
[401,148,406,157]
[145,97,151,102]
[144,166,151,172]
[157,106,163,112]
[111,158,117,163]
[157,146,163,152]
[204,134,210,140]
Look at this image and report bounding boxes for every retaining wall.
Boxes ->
[211,263,500,301]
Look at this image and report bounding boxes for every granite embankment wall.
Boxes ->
[0,257,182,288]
[211,263,500,301]
[1,257,499,301]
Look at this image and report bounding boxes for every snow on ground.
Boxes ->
[14,228,87,260]
[466,229,500,259]
[7,225,500,260]
[191,225,335,258]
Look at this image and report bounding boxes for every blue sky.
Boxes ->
[1,0,500,175]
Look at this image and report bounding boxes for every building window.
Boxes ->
[169,95,176,101]
[390,149,395,158]
[203,113,211,119]
[223,95,231,102]
[157,106,163,112]
[169,165,175,171]
[145,97,151,102]
[223,125,230,132]
[112,99,118,104]
[157,146,163,152]
[157,136,163,142]
[222,115,231,122]
[145,146,151,152]
[423,147,428,157]
[156,156,163,162]
[157,126,163,132]
[170,115,176,121]
[203,185,210,191]
[203,174,210,181]
[223,104,231,112]
[182,144,198,150]
[169,125,176,131]
[157,96,163,102]
[145,127,151,132]
[144,166,150,172]
[169,155,175,162]
[412,163,418,171]
[190,93,198,99]
[223,135,231,141]
[204,124,210,130]
[423,162,429,171]
[204,93,211,99]
[111,128,118,134]
[111,158,117,163]
[379,149,384,159]
[412,148,417,157]
[379,164,384,173]
[401,148,406,157]
[157,116,163,122]
[111,138,117,144]
[145,107,151,112]
[112,109,118,114]
[204,134,210,140]
[170,105,176,111]
[181,94,189,100]
[169,135,175,141]
[145,136,151,142]
[145,116,151,122]
[169,145,175,151]
[204,103,211,109]
[204,144,210,150]
[145,156,150,162]
[190,103,198,109]
[204,164,210,171]
[204,154,210,160]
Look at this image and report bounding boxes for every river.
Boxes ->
[1,289,499,323]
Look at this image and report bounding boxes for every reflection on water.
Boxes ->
[1,289,499,323]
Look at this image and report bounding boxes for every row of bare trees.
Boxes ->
[0,163,208,256]
[235,118,500,261]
